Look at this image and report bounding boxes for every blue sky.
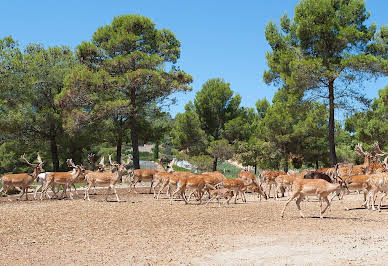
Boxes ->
[1,0,387,117]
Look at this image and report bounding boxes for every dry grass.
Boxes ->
[1,187,388,265]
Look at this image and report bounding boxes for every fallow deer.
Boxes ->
[40,159,85,200]
[281,177,349,219]
[84,154,131,202]
[0,154,44,200]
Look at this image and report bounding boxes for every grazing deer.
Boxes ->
[220,178,252,204]
[0,154,44,200]
[281,177,349,219]
[40,159,85,200]
[84,154,131,202]
[205,183,234,207]
[238,170,267,200]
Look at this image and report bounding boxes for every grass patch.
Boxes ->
[172,165,191,172]
[216,162,242,179]
[139,152,154,161]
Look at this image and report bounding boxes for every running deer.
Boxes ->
[281,177,349,219]
[84,154,131,202]
[0,154,44,200]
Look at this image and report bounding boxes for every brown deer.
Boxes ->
[84,154,131,202]
[281,177,349,219]
[204,183,234,207]
[40,159,85,200]
[129,158,176,194]
[0,154,44,200]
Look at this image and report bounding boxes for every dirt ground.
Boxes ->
[1,186,388,265]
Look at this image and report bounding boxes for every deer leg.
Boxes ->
[149,178,154,194]
[25,186,29,200]
[197,189,203,205]
[112,185,120,202]
[157,181,169,200]
[319,197,323,219]
[295,195,305,218]
[129,178,139,194]
[205,194,215,206]
[281,192,298,218]
[72,184,79,196]
[170,186,181,204]
[152,179,159,198]
[105,186,111,202]
[33,181,43,200]
[321,197,330,217]
[17,186,26,200]
[378,192,387,212]
[68,185,74,200]
[85,183,92,201]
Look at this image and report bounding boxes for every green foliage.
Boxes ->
[345,86,388,151]
[194,78,241,140]
[188,155,213,172]
[264,0,388,165]
[171,102,208,155]
[217,162,242,179]
[207,139,234,162]
[0,37,78,171]
[172,165,191,172]
[60,14,193,167]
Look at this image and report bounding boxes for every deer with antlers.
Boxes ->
[40,159,85,200]
[84,154,131,202]
[371,142,388,172]
[0,154,44,200]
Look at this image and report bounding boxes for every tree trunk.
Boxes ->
[116,132,122,164]
[315,160,319,170]
[328,80,338,166]
[49,123,59,172]
[130,116,140,169]
[50,134,59,172]
[254,164,257,175]
[153,141,159,160]
[212,157,218,171]
[283,161,288,173]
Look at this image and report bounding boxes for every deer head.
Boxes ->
[21,153,44,174]
[354,143,374,163]
[87,153,95,165]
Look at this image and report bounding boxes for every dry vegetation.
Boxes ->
[1,186,388,265]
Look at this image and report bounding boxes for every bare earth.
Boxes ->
[1,186,388,265]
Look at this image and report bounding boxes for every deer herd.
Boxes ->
[0,142,387,219]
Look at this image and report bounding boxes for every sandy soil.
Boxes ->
[1,186,388,265]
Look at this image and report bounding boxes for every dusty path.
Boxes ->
[1,188,388,265]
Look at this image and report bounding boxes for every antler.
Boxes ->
[109,154,118,166]
[123,154,132,166]
[37,154,43,164]
[168,158,177,168]
[354,143,366,156]
[66,159,76,169]
[372,142,387,156]
[87,153,95,165]
[20,154,35,166]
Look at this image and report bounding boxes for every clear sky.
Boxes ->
[1,0,387,117]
